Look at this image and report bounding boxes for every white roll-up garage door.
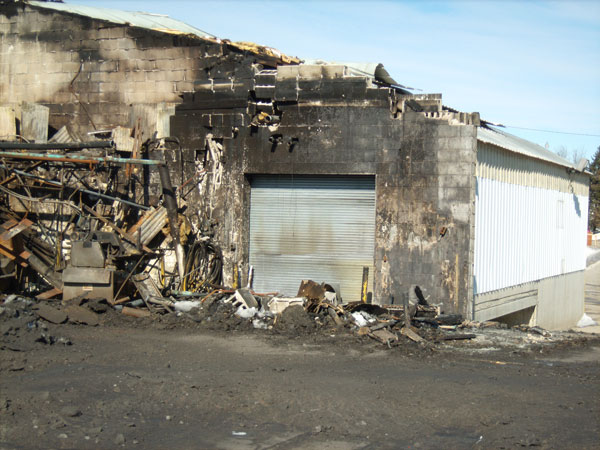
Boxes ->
[249,175,375,301]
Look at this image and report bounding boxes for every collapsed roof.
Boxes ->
[25,0,301,65]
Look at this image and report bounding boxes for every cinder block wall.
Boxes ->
[0,3,235,139]
[381,111,477,316]
[173,66,478,316]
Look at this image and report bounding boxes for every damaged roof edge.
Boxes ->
[25,0,300,65]
[477,125,580,172]
[304,60,413,92]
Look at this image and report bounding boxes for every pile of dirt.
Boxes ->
[273,305,318,334]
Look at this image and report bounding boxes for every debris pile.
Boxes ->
[0,126,226,317]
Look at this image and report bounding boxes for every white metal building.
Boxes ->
[473,127,589,329]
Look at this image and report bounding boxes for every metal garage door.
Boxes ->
[249,175,375,301]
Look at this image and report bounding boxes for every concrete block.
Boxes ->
[298,78,321,90]
[154,81,176,93]
[47,72,73,85]
[298,64,322,80]
[175,81,195,92]
[144,70,166,81]
[254,72,276,86]
[437,162,474,175]
[436,125,462,138]
[321,65,345,79]
[108,27,127,40]
[255,85,275,99]
[438,175,473,189]
[97,60,118,72]
[274,79,298,101]
[122,70,145,82]
[98,82,120,93]
[135,59,156,71]
[164,70,187,82]
[276,65,299,81]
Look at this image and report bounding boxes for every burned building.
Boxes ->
[0,1,590,329]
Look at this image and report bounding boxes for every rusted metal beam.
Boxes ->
[0,141,113,150]
[0,151,164,166]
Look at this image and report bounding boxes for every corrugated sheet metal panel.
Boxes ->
[477,142,589,196]
[28,1,215,38]
[477,127,577,170]
[474,177,588,295]
[249,175,375,301]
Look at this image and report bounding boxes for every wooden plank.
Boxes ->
[36,287,63,300]
[401,327,425,343]
[435,334,476,342]
[0,218,33,241]
[0,240,17,261]
[0,219,18,231]
[122,306,151,318]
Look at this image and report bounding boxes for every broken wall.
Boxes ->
[172,65,478,317]
[0,2,254,140]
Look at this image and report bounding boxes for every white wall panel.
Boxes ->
[474,177,588,294]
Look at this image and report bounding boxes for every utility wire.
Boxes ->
[494,124,600,138]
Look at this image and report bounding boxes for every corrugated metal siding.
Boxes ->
[249,175,375,301]
[477,142,588,196]
[477,126,577,171]
[474,177,588,294]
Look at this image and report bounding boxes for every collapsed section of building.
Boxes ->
[0,0,590,329]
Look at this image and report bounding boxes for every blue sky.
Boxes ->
[76,0,600,161]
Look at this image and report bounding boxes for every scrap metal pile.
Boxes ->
[0,126,223,314]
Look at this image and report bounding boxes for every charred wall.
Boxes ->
[0,3,254,141]
[172,65,478,317]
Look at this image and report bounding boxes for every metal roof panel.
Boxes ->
[28,1,216,39]
[477,126,576,170]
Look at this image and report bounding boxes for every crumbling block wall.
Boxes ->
[0,2,234,140]
[378,110,477,316]
[173,65,477,317]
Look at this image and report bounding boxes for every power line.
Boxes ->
[495,124,600,138]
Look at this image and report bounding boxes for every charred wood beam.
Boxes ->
[22,245,63,290]
[149,138,186,281]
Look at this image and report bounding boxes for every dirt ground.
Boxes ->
[1,298,599,450]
